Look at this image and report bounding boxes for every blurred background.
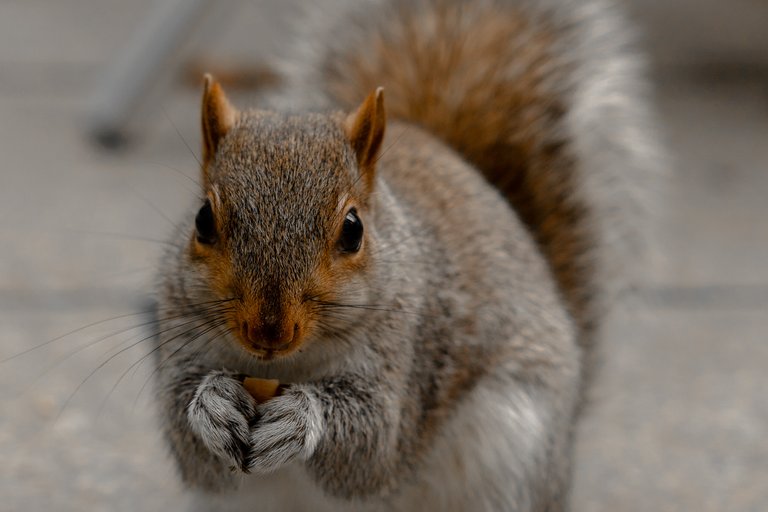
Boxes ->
[0,0,766,510]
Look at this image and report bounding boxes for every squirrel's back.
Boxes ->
[275,0,660,365]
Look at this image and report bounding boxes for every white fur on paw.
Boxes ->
[187,370,257,470]
[247,387,324,473]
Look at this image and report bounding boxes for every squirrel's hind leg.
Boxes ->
[394,377,574,512]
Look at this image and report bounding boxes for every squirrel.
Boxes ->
[151,0,660,510]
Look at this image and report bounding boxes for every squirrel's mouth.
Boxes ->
[241,343,302,361]
[230,325,307,361]
[228,306,309,361]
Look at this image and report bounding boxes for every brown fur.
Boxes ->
[320,2,594,339]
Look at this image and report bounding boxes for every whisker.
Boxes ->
[128,185,184,233]
[310,298,433,318]
[97,318,228,418]
[131,321,229,410]
[18,306,231,397]
[62,228,180,248]
[141,160,201,192]
[97,305,234,367]
[125,309,232,381]
[55,312,228,421]
[374,125,410,165]
[313,300,396,313]
[161,105,202,168]
[0,297,237,364]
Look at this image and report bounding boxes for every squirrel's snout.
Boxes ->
[241,318,299,352]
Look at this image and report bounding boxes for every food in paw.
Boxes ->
[243,377,282,403]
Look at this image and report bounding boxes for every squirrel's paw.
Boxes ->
[246,385,324,473]
[187,370,256,472]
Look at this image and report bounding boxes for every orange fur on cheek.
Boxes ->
[189,238,236,295]
[185,194,372,360]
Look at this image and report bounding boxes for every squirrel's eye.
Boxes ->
[339,208,363,253]
[195,200,217,245]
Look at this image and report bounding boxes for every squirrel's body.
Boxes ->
[152,0,659,510]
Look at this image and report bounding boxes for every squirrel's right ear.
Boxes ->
[201,74,239,172]
[345,87,386,193]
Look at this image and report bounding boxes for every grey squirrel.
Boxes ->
[151,0,660,510]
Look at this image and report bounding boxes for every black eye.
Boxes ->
[339,208,363,253]
[195,200,217,244]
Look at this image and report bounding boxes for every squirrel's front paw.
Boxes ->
[247,385,324,473]
[187,370,256,472]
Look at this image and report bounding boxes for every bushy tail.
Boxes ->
[279,0,660,355]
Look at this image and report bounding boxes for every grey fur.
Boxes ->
[247,384,324,473]
[187,371,255,471]
[151,0,660,510]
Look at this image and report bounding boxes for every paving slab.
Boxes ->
[0,1,766,511]
[573,307,768,512]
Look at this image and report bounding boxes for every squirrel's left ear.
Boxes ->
[201,74,239,176]
[345,87,386,192]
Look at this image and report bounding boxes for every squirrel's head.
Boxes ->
[186,75,386,361]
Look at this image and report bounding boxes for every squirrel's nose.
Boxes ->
[241,319,298,351]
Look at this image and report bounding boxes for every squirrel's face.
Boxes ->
[185,77,385,361]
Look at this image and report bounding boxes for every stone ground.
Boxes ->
[0,1,766,510]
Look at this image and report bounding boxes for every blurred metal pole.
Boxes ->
[86,0,214,149]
